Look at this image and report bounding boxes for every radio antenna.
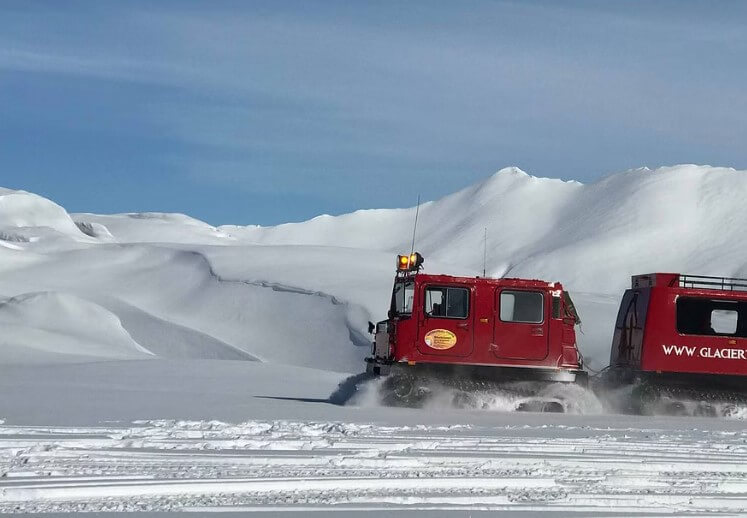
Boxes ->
[482,227,487,277]
[409,195,421,261]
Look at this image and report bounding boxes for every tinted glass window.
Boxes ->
[500,290,543,323]
[392,281,414,315]
[614,289,651,332]
[425,287,469,319]
[677,297,747,337]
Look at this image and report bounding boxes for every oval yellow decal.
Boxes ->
[424,329,458,350]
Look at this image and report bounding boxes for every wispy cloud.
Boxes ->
[0,47,202,88]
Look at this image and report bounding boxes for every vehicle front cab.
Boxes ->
[366,253,585,381]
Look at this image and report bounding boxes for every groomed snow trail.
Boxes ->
[1,419,746,514]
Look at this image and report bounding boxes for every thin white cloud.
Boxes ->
[0,48,184,85]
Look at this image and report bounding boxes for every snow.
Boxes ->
[76,211,234,244]
[1,164,747,514]
[0,291,152,364]
[0,188,90,246]
[221,165,747,296]
[0,391,746,514]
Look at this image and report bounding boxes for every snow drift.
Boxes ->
[0,291,152,363]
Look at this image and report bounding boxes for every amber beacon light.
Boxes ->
[396,252,424,272]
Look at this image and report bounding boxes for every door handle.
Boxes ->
[456,323,469,329]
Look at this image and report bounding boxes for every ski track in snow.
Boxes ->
[0,419,746,514]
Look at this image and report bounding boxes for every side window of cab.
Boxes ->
[424,286,469,319]
[500,290,544,323]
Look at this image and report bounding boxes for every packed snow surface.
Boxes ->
[0,360,746,515]
[1,416,746,514]
[1,165,746,514]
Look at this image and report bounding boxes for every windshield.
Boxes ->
[391,280,414,316]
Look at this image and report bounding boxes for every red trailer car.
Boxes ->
[605,273,747,415]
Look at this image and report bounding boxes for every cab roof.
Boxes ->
[401,272,563,291]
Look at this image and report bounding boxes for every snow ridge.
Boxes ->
[224,164,747,294]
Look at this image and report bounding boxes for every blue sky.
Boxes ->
[2,1,746,225]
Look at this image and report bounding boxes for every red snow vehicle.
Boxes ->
[603,273,747,416]
[365,253,586,411]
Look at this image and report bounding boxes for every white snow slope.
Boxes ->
[1,165,747,515]
[4,164,741,368]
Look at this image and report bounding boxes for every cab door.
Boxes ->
[493,289,548,360]
[417,284,474,358]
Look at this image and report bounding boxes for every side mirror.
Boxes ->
[563,316,577,326]
[368,321,375,334]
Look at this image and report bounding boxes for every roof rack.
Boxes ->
[678,274,747,292]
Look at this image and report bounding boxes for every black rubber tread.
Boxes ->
[632,382,747,417]
[378,372,569,412]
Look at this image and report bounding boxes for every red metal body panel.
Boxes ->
[493,286,549,360]
[610,273,747,377]
[387,273,581,371]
